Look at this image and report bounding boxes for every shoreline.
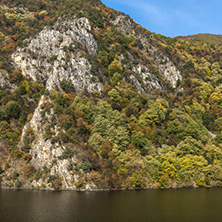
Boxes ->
[0,184,218,192]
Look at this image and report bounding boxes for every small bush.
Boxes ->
[0,166,4,174]
[22,134,31,153]
[59,147,74,159]
[82,158,91,173]
[60,79,75,93]
[16,85,27,95]
[34,168,41,181]
[5,102,21,119]
[15,179,22,188]
[11,170,19,180]
[67,161,77,171]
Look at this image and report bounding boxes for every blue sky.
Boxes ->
[101,0,222,37]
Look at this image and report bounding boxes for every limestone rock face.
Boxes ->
[11,14,182,95]
[130,64,162,93]
[0,70,16,90]
[157,57,182,88]
[113,15,182,89]
[20,95,94,190]
[12,17,102,92]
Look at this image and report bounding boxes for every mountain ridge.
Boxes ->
[175,33,222,45]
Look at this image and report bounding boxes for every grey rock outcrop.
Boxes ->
[0,70,17,90]
[130,64,162,93]
[113,15,182,89]
[12,17,102,92]
[21,95,95,190]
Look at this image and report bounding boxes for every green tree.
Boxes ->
[11,170,19,180]
[15,179,22,188]
[82,158,91,172]
[5,102,21,119]
[108,89,121,104]
[176,136,204,156]
[60,79,75,93]
[131,131,148,150]
[108,59,123,75]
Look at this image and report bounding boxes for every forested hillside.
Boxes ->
[1,0,222,190]
[175,33,222,45]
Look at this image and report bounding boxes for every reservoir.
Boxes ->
[1,188,222,222]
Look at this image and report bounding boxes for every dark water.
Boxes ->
[1,188,222,222]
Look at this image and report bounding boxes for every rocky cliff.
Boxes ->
[12,17,102,93]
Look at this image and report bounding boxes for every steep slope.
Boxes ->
[1,0,222,190]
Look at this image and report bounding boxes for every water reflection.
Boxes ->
[1,188,222,222]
